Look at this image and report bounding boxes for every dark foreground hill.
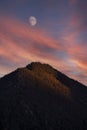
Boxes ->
[0,62,87,130]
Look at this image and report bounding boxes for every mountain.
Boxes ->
[0,62,87,130]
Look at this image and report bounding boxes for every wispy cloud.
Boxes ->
[0,16,87,85]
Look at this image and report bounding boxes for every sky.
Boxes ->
[0,0,87,85]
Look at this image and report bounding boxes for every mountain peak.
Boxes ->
[26,62,54,70]
[0,62,87,129]
[26,62,57,76]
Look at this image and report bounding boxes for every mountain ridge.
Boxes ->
[1,62,86,87]
[0,62,87,130]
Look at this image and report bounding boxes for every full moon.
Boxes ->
[29,16,37,26]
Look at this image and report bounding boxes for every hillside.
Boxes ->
[0,62,87,130]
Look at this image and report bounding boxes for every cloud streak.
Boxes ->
[0,16,87,85]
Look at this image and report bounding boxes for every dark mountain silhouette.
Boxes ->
[0,62,87,130]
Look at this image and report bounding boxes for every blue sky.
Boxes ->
[0,0,87,85]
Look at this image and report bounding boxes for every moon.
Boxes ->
[29,16,37,26]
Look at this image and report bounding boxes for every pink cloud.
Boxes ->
[0,16,67,69]
[0,16,87,85]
